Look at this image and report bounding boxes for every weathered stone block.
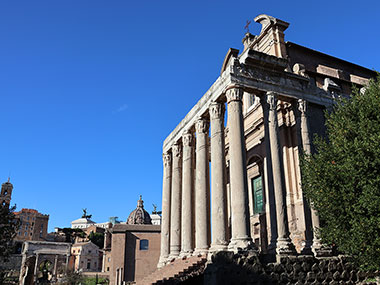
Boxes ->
[301,261,311,272]
[306,271,316,281]
[332,270,341,280]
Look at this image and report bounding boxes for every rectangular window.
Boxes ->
[252,176,264,214]
[140,239,149,250]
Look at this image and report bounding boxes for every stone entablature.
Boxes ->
[158,13,376,270]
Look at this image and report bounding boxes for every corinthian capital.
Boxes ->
[266,91,278,111]
[209,102,225,120]
[182,131,193,147]
[172,143,182,158]
[226,87,244,103]
[195,118,209,134]
[298,99,307,114]
[163,152,172,168]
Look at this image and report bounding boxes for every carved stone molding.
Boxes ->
[266,91,277,111]
[163,152,172,168]
[209,102,225,120]
[195,118,209,134]
[182,131,193,147]
[226,87,244,103]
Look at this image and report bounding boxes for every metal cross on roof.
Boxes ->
[244,20,251,33]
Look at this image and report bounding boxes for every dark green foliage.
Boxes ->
[301,75,380,271]
[0,204,20,261]
[60,269,84,285]
[59,228,86,243]
[88,231,104,249]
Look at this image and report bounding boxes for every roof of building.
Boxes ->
[111,224,161,233]
[126,195,152,225]
[14,208,49,217]
[71,217,95,225]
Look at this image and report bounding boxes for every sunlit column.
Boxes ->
[158,151,172,267]
[226,87,254,251]
[194,118,210,255]
[169,142,182,258]
[180,130,194,256]
[209,101,228,251]
[266,91,295,255]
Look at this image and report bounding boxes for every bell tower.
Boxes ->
[1,178,13,207]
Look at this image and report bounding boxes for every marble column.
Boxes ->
[226,87,253,251]
[180,130,194,256]
[170,143,182,258]
[266,91,295,255]
[158,152,172,267]
[209,101,228,251]
[298,99,326,256]
[194,118,210,255]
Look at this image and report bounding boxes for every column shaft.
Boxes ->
[170,143,182,258]
[194,119,210,254]
[209,102,228,251]
[158,152,172,267]
[226,87,253,251]
[298,99,325,255]
[266,92,295,254]
[180,131,194,256]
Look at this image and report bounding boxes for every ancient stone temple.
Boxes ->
[157,13,376,274]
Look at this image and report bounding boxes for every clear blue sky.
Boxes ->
[1,1,379,232]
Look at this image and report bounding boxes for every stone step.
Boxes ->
[136,255,207,285]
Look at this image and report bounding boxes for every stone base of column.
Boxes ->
[300,239,313,255]
[228,237,256,252]
[169,246,180,260]
[193,247,209,256]
[312,238,332,257]
[157,256,169,268]
[275,237,296,255]
[209,243,228,253]
[179,250,193,258]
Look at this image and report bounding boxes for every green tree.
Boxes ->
[301,76,380,271]
[0,204,20,261]
[88,231,104,249]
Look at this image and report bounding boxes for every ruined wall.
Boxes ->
[203,252,379,285]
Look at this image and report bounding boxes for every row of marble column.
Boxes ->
[158,88,320,266]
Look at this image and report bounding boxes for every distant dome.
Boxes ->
[127,195,152,225]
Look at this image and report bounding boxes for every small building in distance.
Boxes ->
[70,241,102,272]
[110,196,161,285]
[14,208,49,242]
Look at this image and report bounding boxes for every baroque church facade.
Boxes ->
[158,14,376,268]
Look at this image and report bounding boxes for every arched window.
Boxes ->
[140,239,149,250]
